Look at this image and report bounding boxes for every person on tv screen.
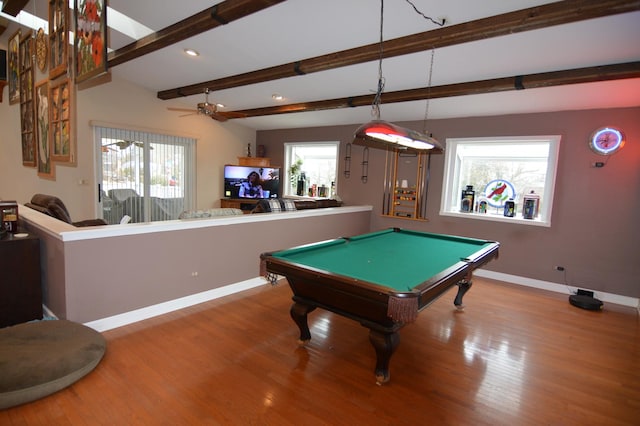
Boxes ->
[239,171,264,198]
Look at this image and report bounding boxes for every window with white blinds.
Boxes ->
[95,125,196,224]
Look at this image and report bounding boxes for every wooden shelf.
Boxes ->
[381,151,432,221]
[238,157,270,167]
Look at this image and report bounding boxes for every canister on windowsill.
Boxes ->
[478,198,488,214]
[522,190,540,219]
[504,198,516,217]
[460,185,475,213]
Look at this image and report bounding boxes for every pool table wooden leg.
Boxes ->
[453,279,473,309]
[290,302,316,345]
[368,329,400,385]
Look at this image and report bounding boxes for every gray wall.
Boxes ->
[23,208,372,323]
[257,107,640,298]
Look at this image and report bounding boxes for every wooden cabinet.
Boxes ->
[220,198,260,212]
[382,151,432,221]
[0,233,43,327]
[238,157,271,167]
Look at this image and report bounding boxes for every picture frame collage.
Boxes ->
[8,0,108,180]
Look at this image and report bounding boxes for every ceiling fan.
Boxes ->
[101,140,151,152]
[167,88,231,122]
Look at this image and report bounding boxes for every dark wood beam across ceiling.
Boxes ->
[107,0,287,68]
[220,62,640,119]
[158,0,640,100]
[1,0,29,17]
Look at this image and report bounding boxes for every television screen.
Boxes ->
[224,165,281,199]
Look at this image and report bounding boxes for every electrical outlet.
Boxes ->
[554,265,565,271]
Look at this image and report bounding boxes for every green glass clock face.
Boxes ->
[590,127,625,155]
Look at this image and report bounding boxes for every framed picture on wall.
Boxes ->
[8,29,20,105]
[36,80,55,179]
[20,31,36,167]
[49,77,73,163]
[74,0,108,83]
[49,0,69,79]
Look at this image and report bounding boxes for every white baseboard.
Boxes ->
[83,272,639,332]
[475,270,639,308]
[84,277,269,332]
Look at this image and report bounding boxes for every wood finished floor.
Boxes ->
[2,278,639,425]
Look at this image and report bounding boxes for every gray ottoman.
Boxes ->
[0,320,106,409]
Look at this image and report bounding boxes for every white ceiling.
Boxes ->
[7,0,640,130]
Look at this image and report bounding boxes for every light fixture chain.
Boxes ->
[372,0,385,120]
[423,47,435,133]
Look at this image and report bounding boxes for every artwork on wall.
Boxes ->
[49,77,73,163]
[36,80,55,179]
[35,28,49,73]
[19,31,36,167]
[49,0,69,79]
[8,29,21,105]
[74,0,108,83]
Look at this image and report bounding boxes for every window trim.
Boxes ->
[283,141,339,198]
[439,135,561,227]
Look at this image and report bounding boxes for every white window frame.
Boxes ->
[284,141,339,198]
[94,125,196,223]
[440,136,561,227]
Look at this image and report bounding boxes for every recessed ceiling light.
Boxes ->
[184,48,199,57]
[272,94,284,101]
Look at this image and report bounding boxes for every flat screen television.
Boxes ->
[223,165,281,199]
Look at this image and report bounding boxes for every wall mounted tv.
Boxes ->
[224,165,281,199]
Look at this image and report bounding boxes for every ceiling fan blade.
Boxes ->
[210,112,228,122]
[179,112,198,117]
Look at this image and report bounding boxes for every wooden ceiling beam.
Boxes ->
[1,0,29,17]
[158,0,640,100]
[107,0,287,68]
[221,62,640,118]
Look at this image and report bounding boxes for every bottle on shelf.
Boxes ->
[522,191,540,219]
[504,198,516,217]
[460,185,475,213]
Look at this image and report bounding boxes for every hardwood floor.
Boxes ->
[2,278,639,425]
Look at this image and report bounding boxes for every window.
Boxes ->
[95,126,196,224]
[284,142,339,198]
[440,136,560,227]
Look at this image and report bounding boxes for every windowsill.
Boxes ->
[440,210,551,227]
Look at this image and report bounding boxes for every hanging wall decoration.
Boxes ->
[74,0,108,83]
[36,80,55,179]
[19,31,36,167]
[8,29,21,105]
[35,28,49,73]
[49,77,73,163]
[48,0,69,79]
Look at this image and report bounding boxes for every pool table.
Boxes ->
[261,228,500,384]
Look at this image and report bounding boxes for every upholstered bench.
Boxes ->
[178,208,244,219]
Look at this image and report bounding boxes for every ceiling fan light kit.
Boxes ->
[168,88,228,122]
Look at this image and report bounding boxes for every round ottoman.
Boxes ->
[0,320,106,410]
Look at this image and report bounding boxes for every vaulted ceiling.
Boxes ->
[3,0,640,130]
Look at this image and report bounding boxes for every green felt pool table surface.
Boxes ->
[272,228,496,292]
